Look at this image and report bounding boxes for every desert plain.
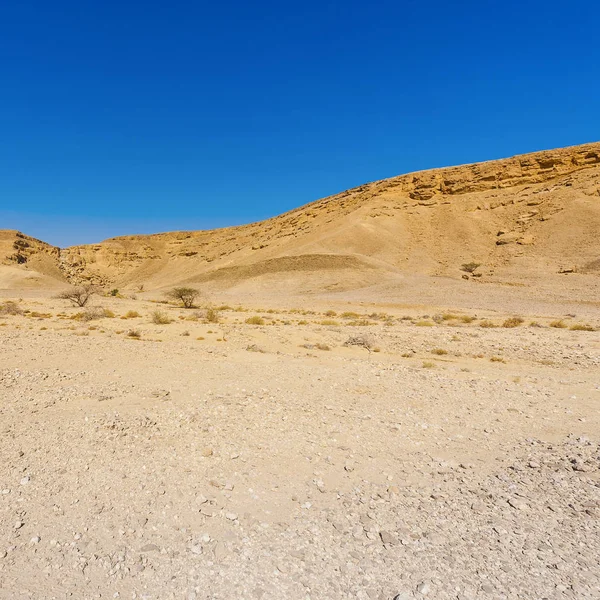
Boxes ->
[1,143,599,599]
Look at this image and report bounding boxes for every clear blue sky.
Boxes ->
[1,1,598,247]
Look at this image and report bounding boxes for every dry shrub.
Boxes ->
[479,320,497,328]
[127,329,141,339]
[151,310,172,325]
[461,315,477,323]
[502,316,524,328]
[320,319,339,326]
[570,323,595,331]
[0,301,23,316]
[315,343,331,351]
[415,320,434,327]
[344,335,374,353]
[422,361,435,368]
[245,316,265,325]
[431,348,448,355]
[123,310,140,319]
[205,308,220,323]
[549,320,567,329]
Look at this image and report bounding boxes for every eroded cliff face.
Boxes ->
[2,141,599,290]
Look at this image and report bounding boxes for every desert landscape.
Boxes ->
[1,143,599,599]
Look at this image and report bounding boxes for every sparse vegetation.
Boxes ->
[461,315,477,323]
[479,320,497,328]
[343,335,374,353]
[422,361,435,369]
[245,316,265,325]
[205,308,220,323]
[502,316,524,328]
[320,319,339,326]
[57,285,98,307]
[123,310,140,319]
[324,310,337,317]
[151,310,172,324]
[549,319,567,329]
[166,287,199,309]
[0,301,24,316]
[415,320,434,327]
[127,329,141,339]
[315,343,331,351]
[431,348,448,355]
[570,323,595,331]
[461,262,481,274]
[490,356,506,363]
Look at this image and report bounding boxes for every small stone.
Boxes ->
[140,544,160,552]
[20,476,30,486]
[201,448,213,457]
[380,531,398,546]
[508,498,528,510]
[189,544,203,555]
[14,521,24,530]
[225,512,238,521]
[416,582,431,595]
[30,536,41,544]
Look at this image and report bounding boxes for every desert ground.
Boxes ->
[0,285,599,600]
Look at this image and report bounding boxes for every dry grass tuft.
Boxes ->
[502,316,524,328]
[151,310,172,325]
[245,316,265,325]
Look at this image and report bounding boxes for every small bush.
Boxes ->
[110,289,119,297]
[549,320,567,329]
[0,301,23,316]
[151,310,172,325]
[341,311,361,319]
[431,348,448,355]
[165,287,199,309]
[320,319,340,326]
[343,335,374,353]
[490,356,506,363]
[124,310,140,319]
[570,323,595,331]
[127,329,141,339]
[324,310,337,317]
[442,313,459,321]
[461,315,477,324]
[502,317,524,328]
[315,343,331,351]
[422,361,435,369]
[479,320,497,328]
[461,262,481,274]
[205,308,220,323]
[415,320,434,327]
[103,309,116,318]
[245,316,265,325]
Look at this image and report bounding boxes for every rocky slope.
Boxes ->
[2,141,599,292]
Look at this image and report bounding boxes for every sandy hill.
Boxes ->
[1,142,599,296]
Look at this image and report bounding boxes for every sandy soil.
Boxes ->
[0,289,599,599]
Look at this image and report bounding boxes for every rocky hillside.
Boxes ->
[2,142,599,292]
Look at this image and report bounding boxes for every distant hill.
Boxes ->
[2,141,599,295]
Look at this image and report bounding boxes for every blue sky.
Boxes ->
[1,0,598,247]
